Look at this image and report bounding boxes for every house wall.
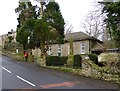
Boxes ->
[73,42,81,55]
[75,40,90,55]
[51,44,59,56]
[32,40,92,57]
[0,36,2,46]
[1,35,8,48]
[61,43,69,56]
[0,32,16,48]
[32,48,41,58]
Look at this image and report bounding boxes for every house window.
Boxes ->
[80,42,85,54]
[68,44,70,54]
[58,45,62,56]
[48,46,52,55]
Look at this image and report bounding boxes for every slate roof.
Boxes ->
[64,32,102,43]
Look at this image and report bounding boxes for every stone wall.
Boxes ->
[81,57,120,84]
[98,53,120,63]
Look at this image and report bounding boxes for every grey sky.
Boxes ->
[0,0,97,35]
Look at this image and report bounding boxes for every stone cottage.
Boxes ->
[0,31,16,48]
[1,31,103,56]
[32,32,103,57]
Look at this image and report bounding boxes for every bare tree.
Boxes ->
[81,2,106,40]
[64,21,73,34]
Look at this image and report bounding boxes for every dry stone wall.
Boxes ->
[81,55,120,84]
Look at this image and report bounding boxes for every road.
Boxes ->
[1,55,119,90]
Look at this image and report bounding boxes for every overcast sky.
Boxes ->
[0,0,98,35]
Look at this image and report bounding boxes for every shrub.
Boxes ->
[88,54,98,64]
[73,55,82,68]
[46,56,68,66]
[46,56,58,66]
[59,56,68,66]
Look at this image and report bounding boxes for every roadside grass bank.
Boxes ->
[2,51,34,62]
[2,51,24,61]
[42,65,120,85]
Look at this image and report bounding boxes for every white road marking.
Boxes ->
[2,67,11,74]
[16,76,36,87]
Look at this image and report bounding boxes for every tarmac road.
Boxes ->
[1,55,119,90]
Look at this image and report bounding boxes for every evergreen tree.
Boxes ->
[15,1,65,66]
[15,1,38,50]
[102,1,120,48]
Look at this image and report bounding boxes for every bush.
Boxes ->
[88,54,98,64]
[46,56,68,66]
[59,56,68,66]
[73,55,82,68]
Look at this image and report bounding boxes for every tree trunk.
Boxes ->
[40,2,43,18]
[38,1,46,67]
[40,42,46,67]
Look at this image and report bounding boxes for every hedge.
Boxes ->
[46,56,68,66]
[73,55,82,68]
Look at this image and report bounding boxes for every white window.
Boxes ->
[48,46,52,55]
[80,42,85,54]
[58,45,62,56]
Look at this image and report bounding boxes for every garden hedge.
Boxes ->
[73,54,82,68]
[46,56,68,66]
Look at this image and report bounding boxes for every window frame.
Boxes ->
[58,45,62,56]
[80,42,85,54]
